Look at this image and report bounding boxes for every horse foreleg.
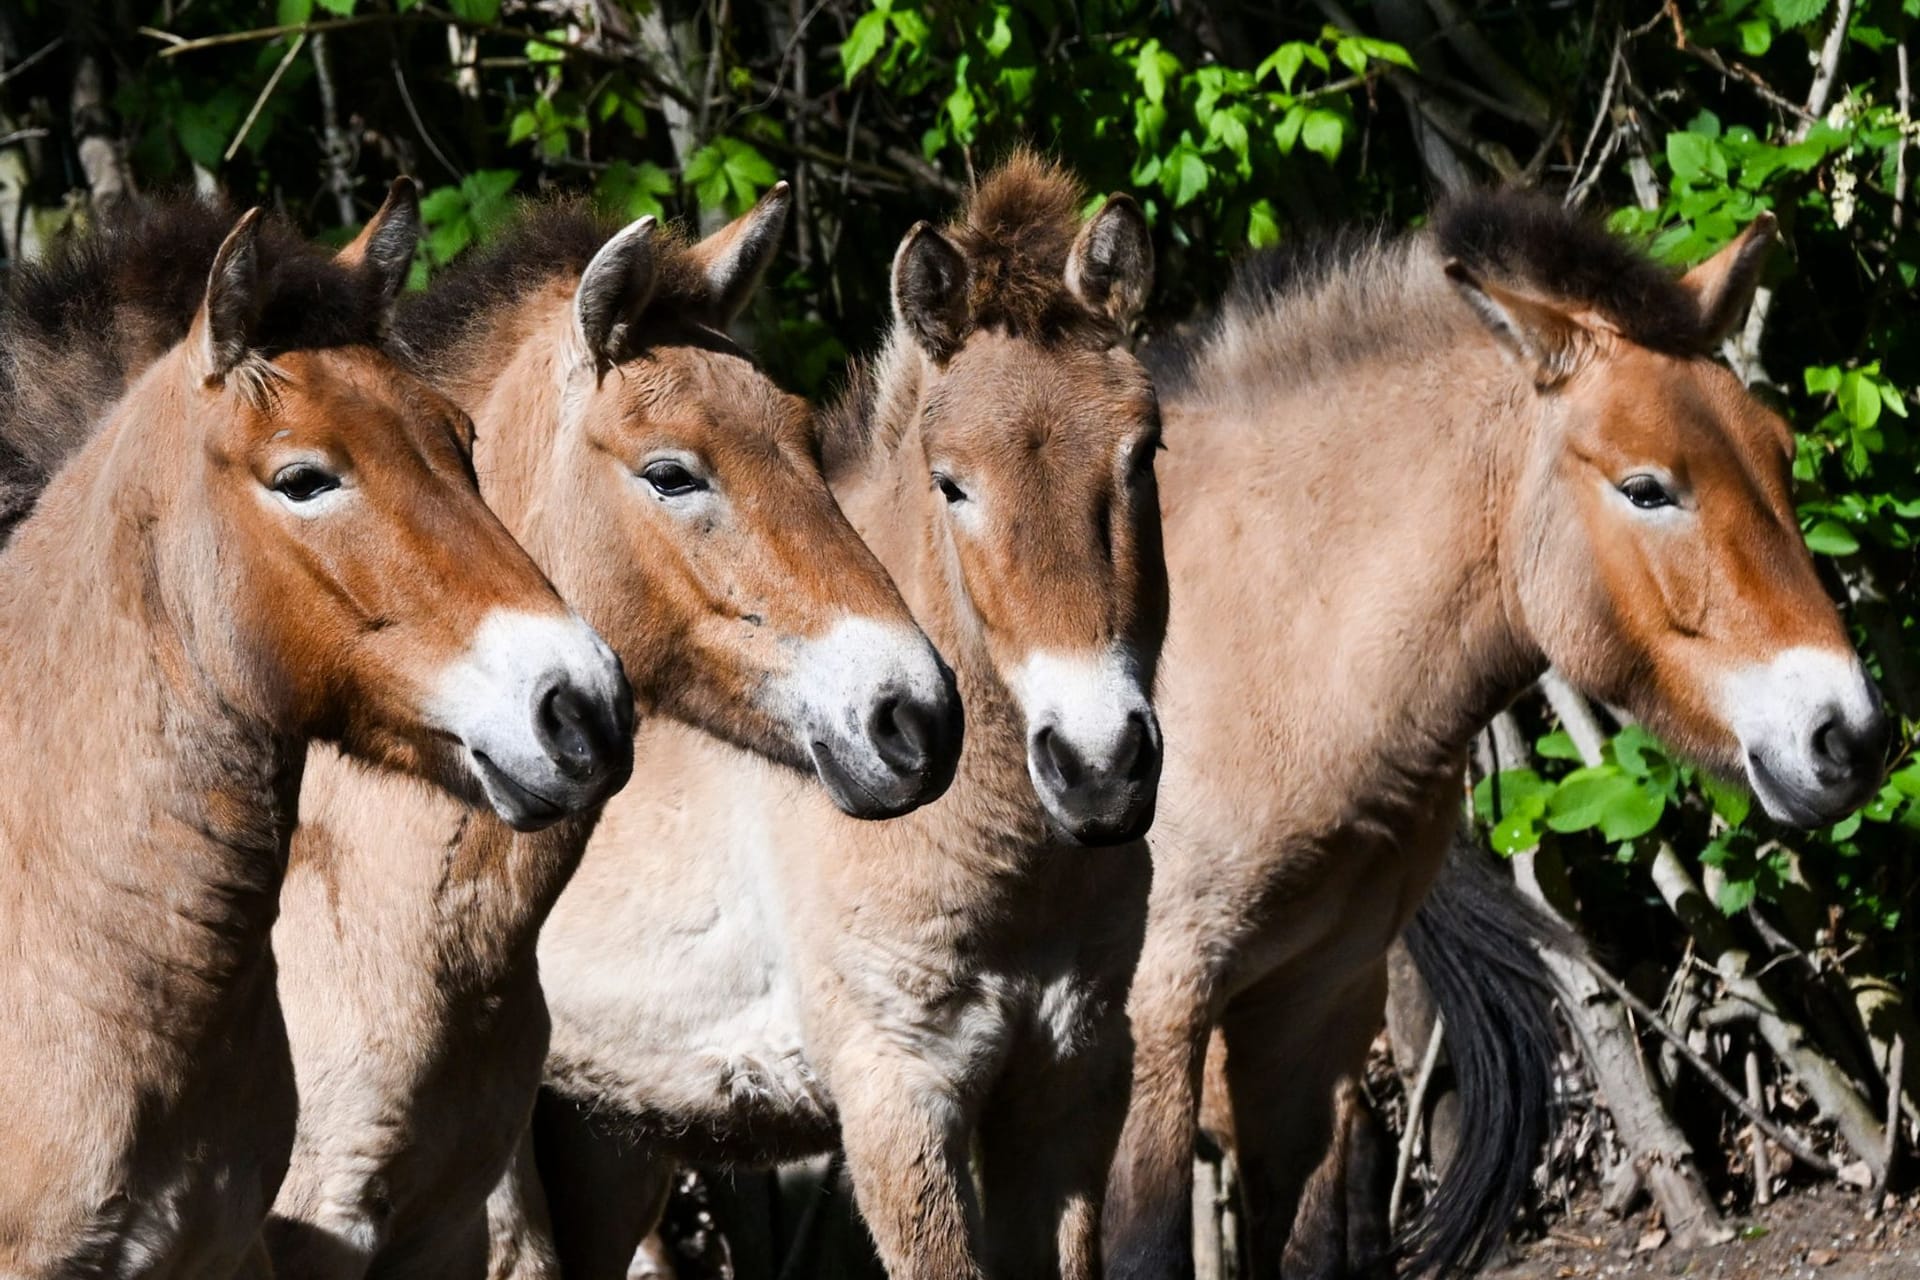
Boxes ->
[526,1089,675,1280]
[1102,944,1218,1280]
[1219,961,1386,1279]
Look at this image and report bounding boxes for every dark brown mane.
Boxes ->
[0,198,396,545]
[392,200,703,379]
[1148,188,1709,400]
[947,150,1094,343]
[1430,189,1702,352]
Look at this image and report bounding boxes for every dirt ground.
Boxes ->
[1481,1187,1920,1280]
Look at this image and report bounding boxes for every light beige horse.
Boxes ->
[1103,192,1888,1278]
[496,153,1165,1280]
[0,188,629,1277]
[264,186,962,1279]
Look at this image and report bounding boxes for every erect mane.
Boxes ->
[0,198,398,546]
[1146,188,1708,402]
[391,200,705,380]
[821,151,1101,479]
[946,149,1093,342]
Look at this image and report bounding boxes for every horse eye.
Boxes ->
[933,473,968,504]
[642,460,706,497]
[271,463,340,504]
[1619,474,1675,510]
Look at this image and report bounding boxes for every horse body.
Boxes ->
[266,189,963,1278]
[0,191,630,1276]
[515,155,1167,1280]
[1107,197,1888,1278]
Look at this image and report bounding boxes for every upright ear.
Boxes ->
[193,208,267,384]
[1444,260,1591,388]
[688,180,791,327]
[1066,193,1153,329]
[893,221,970,361]
[574,216,661,366]
[1681,212,1776,347]
[335,176,422,310]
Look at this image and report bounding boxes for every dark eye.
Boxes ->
[642,459,706,497]
[271,463,340,504]
[933,473,968,504]
[1131,435,1164,479]
[1619,474,1675,510]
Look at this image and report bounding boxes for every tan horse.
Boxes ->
[263,186,962,1279]
[497,153,1165,1280]
[0,188,630,1277]
[1103,192,1889,1278]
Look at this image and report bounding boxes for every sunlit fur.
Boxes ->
[265,188,957,1278]
[1104,194,1884,1278]
[0,194,593,1277]
[506,153,1168,1280]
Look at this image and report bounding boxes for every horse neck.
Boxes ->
[1164,328,1545,800]
[0,378,298,1037]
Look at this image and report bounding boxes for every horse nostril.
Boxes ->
[1812,707,1891,780]
[1035,725,1088,791]
[869,695,934,776]
[536,681,603,781]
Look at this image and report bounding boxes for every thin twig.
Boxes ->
[1746,1049,1772,1206]
[1800,0,1855,129]
[1389,1015,1446,1230]
[0,35,64,88]
[391,57,462,181]
[1580,955,1836,1174]
[0,128,48,148]
[1566,35,1625,209]
[224,32,305,163]
[1894,43,1911,233]
[1875,1034,1904,1198]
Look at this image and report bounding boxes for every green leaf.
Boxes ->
[1275,103,1307,155]
[277,0,314,24]
[314,0,354,13]
[1699,772,1753,827]
[1258,43,1307,92]
[448,0,501,21]
[1490,792,1548,855]
[841,9,889,84]
[1737,19,1773,55]
[1536,730,1585,761]
[1247,198,1280,249]
[1768,0,1827,26]
[1545,767,1665,842]
[1717,875,1758,915]
[1166,147,1208,208]
[1300,109,1344,162]
[1804,518,1860,555]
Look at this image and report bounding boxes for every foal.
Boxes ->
[0,191,629,1276]
[265,186,962,1279]
[510,154,1165,1280]
[1103,193,1889,1277]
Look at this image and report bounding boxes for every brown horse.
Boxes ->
[264,185,963,1279]
[1103,192,1888,1278]
[0,188,630,1277]
[497,153,1164,1280]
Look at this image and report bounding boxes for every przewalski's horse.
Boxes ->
[0,188,630,1278]
[1103,191,1889,1279]
[504,153,1165,1280]
[265,185,962,1279]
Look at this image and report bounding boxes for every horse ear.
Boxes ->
[893,221,970,360]
[335,176,421,309]
[689,181,791,327]
[194,208,267,383]
[1681,213,1775,348]
[574,216,661,364]
[1445,260,1589,388]
[1067,193,1153,329]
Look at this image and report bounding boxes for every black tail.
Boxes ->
[1393,832,1572,1278]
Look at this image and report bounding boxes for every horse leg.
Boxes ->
[1103,940,1219,1280]
[528,1089,675,1280]
[977,1017,1133,1279]
[1273,1079,1392,1280]
[832,1043,984,1280]
[1218,960,1386,1278]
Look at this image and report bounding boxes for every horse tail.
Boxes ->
[1393,831,1572,1277]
